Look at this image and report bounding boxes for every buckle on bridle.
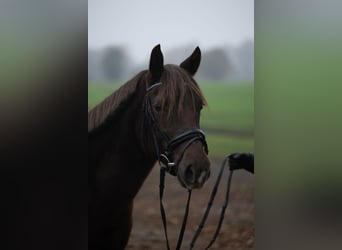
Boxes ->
[159,153,177,175]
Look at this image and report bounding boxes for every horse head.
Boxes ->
[141,44,210,189]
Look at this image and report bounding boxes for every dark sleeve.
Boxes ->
[228,152,254,174]
[245,153,254,173]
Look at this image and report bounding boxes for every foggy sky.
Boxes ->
[89,0,253,63]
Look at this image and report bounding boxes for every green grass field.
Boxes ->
[88,81,254,158]
[199,82,254,131]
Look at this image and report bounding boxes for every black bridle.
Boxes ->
[142,82,235,250]
[142,82,208,176]
[141,81,208,249]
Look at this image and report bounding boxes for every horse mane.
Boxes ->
[153,64,207,120]
[88,64,207,133]
[88,70,147,133]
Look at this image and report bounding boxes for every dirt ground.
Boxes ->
[126,158,255,250]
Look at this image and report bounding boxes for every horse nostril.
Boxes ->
[185,165,195,183]
[206,170,211,180]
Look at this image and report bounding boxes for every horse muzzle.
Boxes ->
[158,129,210,189]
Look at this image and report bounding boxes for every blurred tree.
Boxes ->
[101,46,128,81]
[88,49,105,82]
[232,40,254,81]
[198,48,232,81]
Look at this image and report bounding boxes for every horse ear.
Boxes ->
[149,44,164,82]
[180,46,201,76]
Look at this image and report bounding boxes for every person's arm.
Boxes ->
[228,152,254,174]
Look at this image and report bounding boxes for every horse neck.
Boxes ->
[89,90,157,199]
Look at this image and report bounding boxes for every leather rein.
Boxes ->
[142,81,234,249]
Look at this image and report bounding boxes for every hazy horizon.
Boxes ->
[89,0,253,63]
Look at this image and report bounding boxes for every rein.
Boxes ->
[159,155,234,250]
[142,81,234,249]
[189,156,234,249]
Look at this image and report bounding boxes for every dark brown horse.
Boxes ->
[88,45,210,249]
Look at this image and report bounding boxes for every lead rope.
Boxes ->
[160,156,235,250]
[160,155,234,250]
[176,189,192,250]
[159,167,171,250]
[159,167,193,250]
[189,155,234,250]
[203,170,233,250]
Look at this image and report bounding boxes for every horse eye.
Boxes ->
[198,102,204,110]
[154,104,162,112]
